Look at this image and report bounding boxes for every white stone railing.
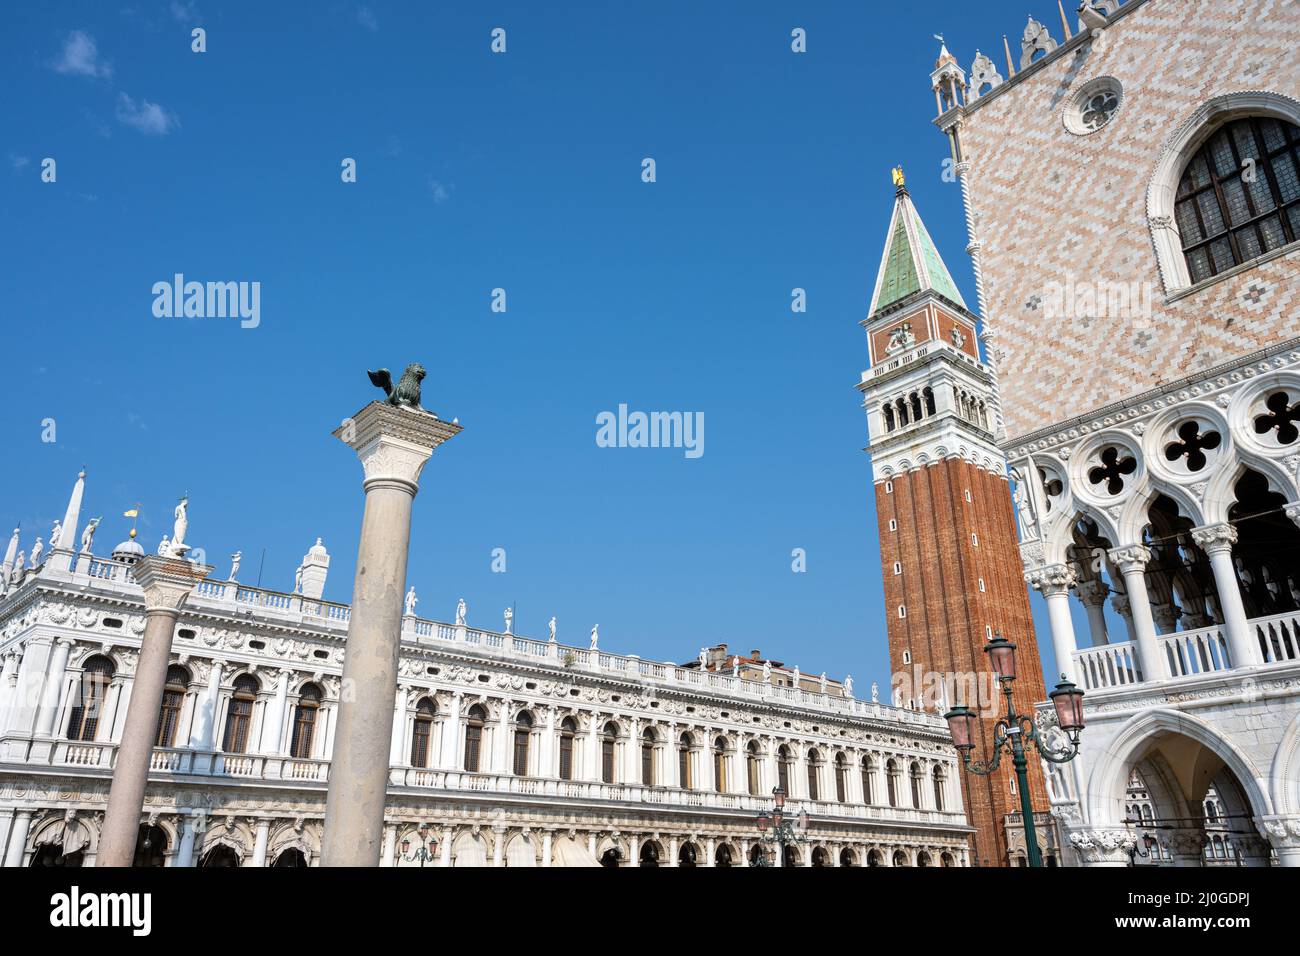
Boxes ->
[1162,626,1232,678]
[1073,640,1142,691]
[1255,609,1300,665]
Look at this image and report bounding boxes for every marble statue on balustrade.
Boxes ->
[732,656,740,677]
[455,598,467,626]
[29,537,44,567]
[158,534,170,556]
[80,517,101,553]
[1010,469,1038,539]
[405,587,418,616]
[367,363,427,412]
[548,616,557,642]
[503,607,513,634]
[762,660,772,683]
[698,648,708,668]
[819,673,828,694]
[228,551,241,582]
[294,565,303,594]
[871,681,878,703]
[792,666,800,689]
[11,552,24,583]
[844,675,854,699]
[50,520,62,547]
[589,625,599,650]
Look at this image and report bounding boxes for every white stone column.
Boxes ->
[493,699,512,773]
[97,556,211,867]
[1109,547,1166,681]
[389,687,408,766]
[1027,564,1080,683]
[175,814,198,867]
[540,706,556,778]
[1076,580,1110,646]
[492,826,505,867]
[705,837,716,867]
[261,668,292,755]
[1260,818,1300,867]
[1068,829,1136,868]
[188,659,224,750]
[439,693,463,769]
[542,830,553,867]
[1110,594,1139,643]
[380,824,398,867]
[249,819,271,867]
[3,810,34,867]
[6,640,52,737]
[439,826,453,867]
[1192,524,1259,668]
[322,401,461,867]
[0,652,19,731]
[585,716,601,782]
[34,639,74,737]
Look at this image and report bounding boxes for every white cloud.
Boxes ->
[10,154,30,170]
[357,5,379,32]
[428,178,451,203]
[52,30,113,79]
[116,93,179,135]
[170,1,200,22]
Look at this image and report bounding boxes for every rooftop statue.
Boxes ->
[367,363,426,412]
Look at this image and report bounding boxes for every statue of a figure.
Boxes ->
[1011,470,1037,538]
[172,496,189,550]
[871,681,879,703]
[844,675,854,699]
[455,598,467,626]
[11,552,25,582]
[80,517,101,554]
[367,364,427,412]
[405,587,418,616]
[294,565,303,594]
[229,551,241,581]
[819,672,828,694]
[732,656,740,677]
[589,624,599,650]
[158,534,170,556]
[762,660,772,683]
[698,648,708,669]
[892,686,903,708]
[29,537,44,567]
[792,666,800,689]
[548,616,557,642]
[503,607,513,634]
[50,520,62,547]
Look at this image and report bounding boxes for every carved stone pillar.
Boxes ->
[1076,579,1110,646]
[97,555,212,867]
[1026,564,1080,682]
[1259,816,1300,867]
[1067,829,1135,868]
[1108,546,1166,681]
[1285,502,1300,531]
[1191,524,1259,668]
[321,401,461,867]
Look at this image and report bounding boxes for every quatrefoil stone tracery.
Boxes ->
[1255,391,1300,446]
[1087,446,1137,496]
[1164,420,1222,472]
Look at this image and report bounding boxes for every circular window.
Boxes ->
[1064,77,1123,136]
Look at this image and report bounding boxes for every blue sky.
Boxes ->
[1,1,1078,689]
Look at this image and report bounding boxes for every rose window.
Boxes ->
[1164,421,1222,472]
[1064,77,1123,136]
[1087,446,1137,496]
[1254,391,1300,445]
[1081,91,1119,131]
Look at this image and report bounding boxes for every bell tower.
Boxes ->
[857,169,1050,866]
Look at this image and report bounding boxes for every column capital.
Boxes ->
[1075,579,1109,607]
[1067,829,1135,865]
[1108,545,1153,572]
[1284,502,1300,530]
[1191,522,1239,554]
[335,401,462,495]
[1257,815,1300,850]
[1025,563,1077,596]
[132,555,213,611]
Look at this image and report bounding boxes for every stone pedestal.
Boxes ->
[321,401,460,867]
[97,555,211,867]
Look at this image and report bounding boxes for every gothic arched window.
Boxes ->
[155,664,190,748]
[67,655,114,742]
[463,704,486,772]
[410,697,435,768]
[222,674,260,754]
[1176,116,1300,283]
[290,682,321,759]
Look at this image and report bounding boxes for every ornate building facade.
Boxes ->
[857,175,1051,866]
[928,0,1300,866]
[0,473,972,867]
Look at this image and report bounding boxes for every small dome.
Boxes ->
[112,538,144,564]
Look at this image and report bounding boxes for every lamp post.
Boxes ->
[1121,827,1158,865]
[944,634,1086,868]
[752,786,809,867]
[399,823,438,867]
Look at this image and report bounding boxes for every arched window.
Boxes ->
[1176,116,1300,283]
[67,655,114,742]
[463,704,486,772]
[862,756,876,804]
[222,674,260,753]
[777,745,792,794]
[512,710,533,776]
[834,753,848,803]
[558,717,577,781]
[932,767,946,812]
[410,697,435,767]
[641,727,656,785]
[923,386,936,416]
[910,762,924,808]
[883,404,896,432]
[290,683,321,759]
[909,392,923,421]
[601,722,618,784]
[746,741,761,795]
[678,732,694,790]
[155,664,190,747]
[806,749,821,801]
[713,737,728,793]
[132,824,167,868]
[886,759,900,808]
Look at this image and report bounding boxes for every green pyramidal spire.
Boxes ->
[867,174,967,318]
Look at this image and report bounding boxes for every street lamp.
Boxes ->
[753,786,809,867]
[399,823,438,867]
[1122,829,1158,865]
[944,635,1086,868]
